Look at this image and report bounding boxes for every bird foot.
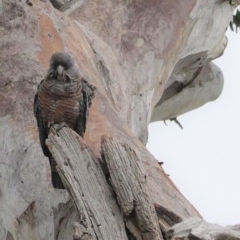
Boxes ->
[49,122,69,133]
[56,122,69,131]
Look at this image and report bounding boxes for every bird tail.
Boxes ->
[49,156,65,189]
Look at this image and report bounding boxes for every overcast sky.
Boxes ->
[147,29,240,226]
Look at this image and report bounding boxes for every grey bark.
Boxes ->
[46,125,128,240]
[1,1,239,239]
[101,136,163,240]
[166,217,240,240]
[46,125,164,240]
[47,124,240,240]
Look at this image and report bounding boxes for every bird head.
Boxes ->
[47,52,79,83]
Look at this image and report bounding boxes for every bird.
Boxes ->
[33,52,95,189]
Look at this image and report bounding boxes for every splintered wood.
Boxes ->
[46,125,163,240]
[46,125,127,240]
[101,136,163,240]
[165,217,240,240]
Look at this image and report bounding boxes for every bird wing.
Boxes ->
[75,79,95,137]
[33,80,51,157]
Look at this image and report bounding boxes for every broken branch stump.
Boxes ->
[46,125,128,240]
[101,136,163,240]
[166,217,240,240]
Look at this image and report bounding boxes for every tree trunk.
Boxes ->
[0,0,238,239]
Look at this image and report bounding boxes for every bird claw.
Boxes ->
[55,122,69,132]
[49,122,69,133]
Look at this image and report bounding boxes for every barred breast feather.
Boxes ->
[37,79,83,130]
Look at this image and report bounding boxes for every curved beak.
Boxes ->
[57,65,64,76]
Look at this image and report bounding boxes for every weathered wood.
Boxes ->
[166,217,240,240]
[46,125,128,240]
[101,136,163,240]
[154,204,182,235]
[73,222,93,240]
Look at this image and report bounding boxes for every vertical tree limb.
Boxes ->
[101,136,163,240]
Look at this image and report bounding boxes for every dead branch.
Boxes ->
[46,125,128,240]
[101,136,163,240]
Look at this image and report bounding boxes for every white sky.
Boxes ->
[147,30,240,226]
